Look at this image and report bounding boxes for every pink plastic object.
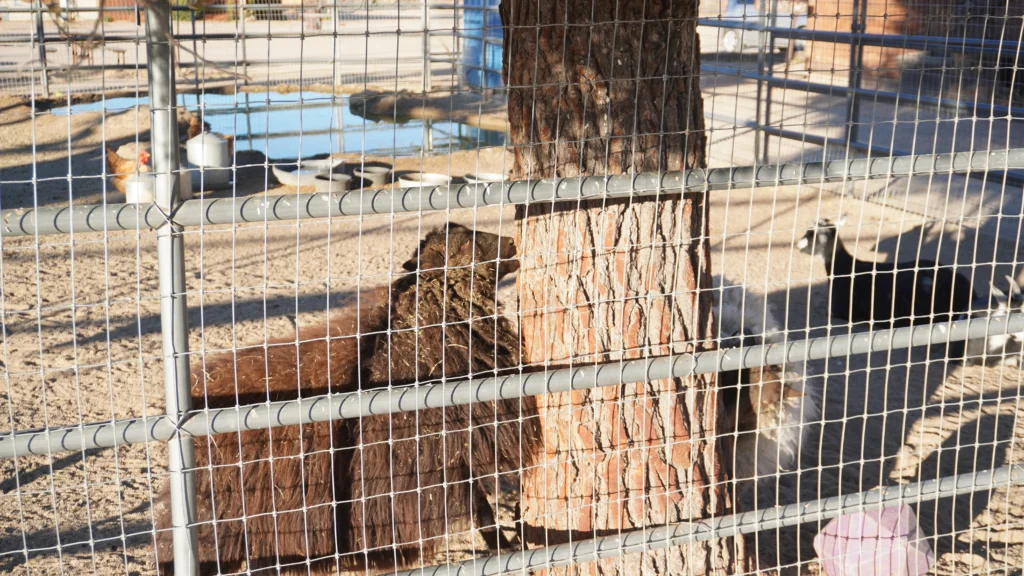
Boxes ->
[813,504,935,576]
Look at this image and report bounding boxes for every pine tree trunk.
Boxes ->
[501,0,746,573]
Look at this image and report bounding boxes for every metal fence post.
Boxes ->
[454,3,464,90]
[761,0,781,165]
[422,0,432,92]
[190,9,200,93]
[145,1,197,574]
[753,0,768,165]
[241,0,249,84]
[424,117,433,153]
[34,0,49,98]
[845,0,866,147]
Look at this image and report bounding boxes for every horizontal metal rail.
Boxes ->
[32,58,1024,127]
[5,13,1016,57]
[188,97,415,117]
[698,18,1023,57]
[427,3,499,10]
[0,4,192,12]
[701,110,1024,187]
[59,97,442,129]
[1,311,1022,459]
[228,125,445,141]
[701,63,1024,119]
[3,149,1021,238]
[430,56,503,74]
[1,28,446,43]
[756,127,1024,187]
[425,54,501,76]
[2,59,363,74]
[196,124,475,144]
[0,3,422,13]
[396,463,1024,576]
[759,125,904,156]
[429,30,502,44]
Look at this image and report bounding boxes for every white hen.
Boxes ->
[711,275,818,485]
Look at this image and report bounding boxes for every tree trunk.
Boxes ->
[501,0,746,574]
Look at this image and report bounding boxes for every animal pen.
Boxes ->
[1,0,1024,574]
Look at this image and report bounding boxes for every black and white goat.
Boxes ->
[963,276,1024,367]
[712,275,818,486]
[797,217,975,327]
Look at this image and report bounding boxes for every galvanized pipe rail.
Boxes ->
[701,63,1024,120]
[3,59,404,74]
[428,30,503,45]
[2,311,1022,460]
[756,128,1024,188]
[395,464,1024,576]
[4,149,1021,237]
[0,3,423,13]
[1,30,432,43]
[426,3,498,9]
[698,18,1024,57]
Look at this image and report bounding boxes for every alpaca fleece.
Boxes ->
[155,292,386,575]
[343,223,542,571]
[154,224,541,574]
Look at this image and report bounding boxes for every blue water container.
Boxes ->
[462,0,502,89]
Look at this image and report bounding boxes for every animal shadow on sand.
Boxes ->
[747,274,1019,571]
[871,222,1024,303]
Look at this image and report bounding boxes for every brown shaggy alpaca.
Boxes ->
[154,224,541,574]
[342,223,541,571]
[154,289,387,575]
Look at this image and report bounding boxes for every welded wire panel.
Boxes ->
[699,1,1024,573]
[2,0,1024,575]
[2,0,519,574]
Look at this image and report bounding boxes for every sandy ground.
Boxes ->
[708,183,1024,574]
[2,90,1024,576]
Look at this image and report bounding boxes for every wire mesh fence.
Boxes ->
[0,1,441,95]
[1,0,1023,575]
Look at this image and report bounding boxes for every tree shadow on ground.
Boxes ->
[915,411,1017,561]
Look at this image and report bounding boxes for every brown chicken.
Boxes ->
[105,146,151,194]
[106,118,235,196]
[186,115,203,140]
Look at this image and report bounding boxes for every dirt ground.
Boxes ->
[2,94,1024,575]
[708,184,1024,574]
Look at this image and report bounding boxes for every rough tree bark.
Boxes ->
[500,0,746,574]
